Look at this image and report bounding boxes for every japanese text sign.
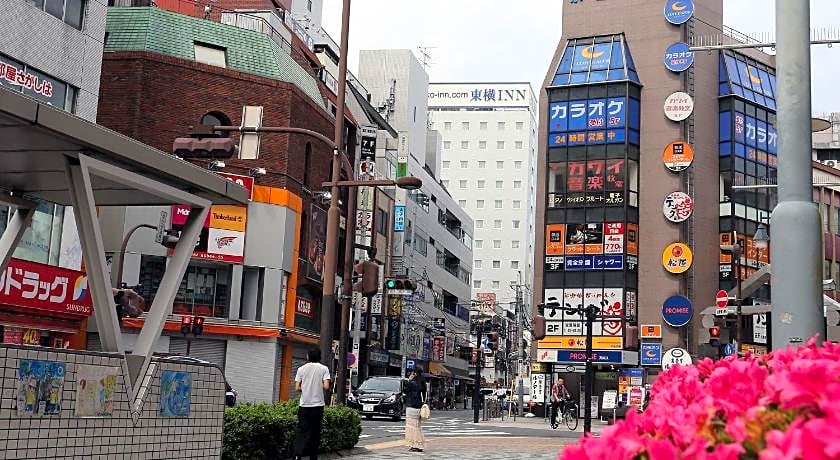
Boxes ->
[0,258,92,316]
[662,242,693,274]
[549,97,631,147]
[662,191,694,223]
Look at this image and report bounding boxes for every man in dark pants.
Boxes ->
[294,349,331,460]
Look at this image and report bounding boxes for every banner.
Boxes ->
[386,317,401,351]
[433,336,445,361]
[171,204,247,264]
[0,258,92,316]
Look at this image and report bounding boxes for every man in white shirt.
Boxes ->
[294,349,331,460]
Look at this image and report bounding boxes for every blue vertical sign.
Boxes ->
[640,343,663,366]
[393,205,406,232]
[607,97,626,128]
[549,102,568,133]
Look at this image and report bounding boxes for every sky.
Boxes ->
[321,0,840,112]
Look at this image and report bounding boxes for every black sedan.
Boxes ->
[347,376,406,421]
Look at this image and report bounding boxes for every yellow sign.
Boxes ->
[209,205,247,232]
[538,336,623,350]
[531,362,548,373]
[662,242,693,274]
[22,329,41,345]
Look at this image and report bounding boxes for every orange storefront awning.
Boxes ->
[428,362,453,378]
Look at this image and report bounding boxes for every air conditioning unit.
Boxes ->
[822,160,838,169]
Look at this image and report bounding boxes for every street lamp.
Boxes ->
[720,238,743,348]
[544,296,601,434]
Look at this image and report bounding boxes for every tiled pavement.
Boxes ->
[332,436,573,459]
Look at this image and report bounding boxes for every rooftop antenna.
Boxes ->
[417,46,436,70]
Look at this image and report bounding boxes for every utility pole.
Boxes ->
[770,0,823,349]
[472,318,485,424]
[514,271,524,415]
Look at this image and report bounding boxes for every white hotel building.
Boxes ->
[429,83,538,317]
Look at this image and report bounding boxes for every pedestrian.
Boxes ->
[403,368,427,452]
[294,349,331,460]
[550,377,571,428]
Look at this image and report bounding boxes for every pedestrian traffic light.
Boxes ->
[709,326,721,345]
[353,261,380,296]
[192,316,205,336]
[181,315,193,335]
[486,332,499,351]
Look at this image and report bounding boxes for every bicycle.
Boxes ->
[550,400,579,431]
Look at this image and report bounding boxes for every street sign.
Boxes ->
[155,211,167,243]
[661,295,693,327]
[640,343,663,366]
[661,347,692,370]
[715,290,729,316]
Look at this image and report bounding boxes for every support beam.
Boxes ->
[0,205,34,274]
[66,158,125,354]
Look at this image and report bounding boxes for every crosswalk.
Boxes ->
[364,416,512,437]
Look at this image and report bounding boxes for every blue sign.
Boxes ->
[565,255,594,271]
[572,44,611,72]
[722,343,736,357]
[594,255,624,270]
[661,295,693,327]
[618,368,644,378]
[393,205,406,232]
[640,343,663,366]
[406,359,415,370]
[549,97,633,147]
[557,350,623,364]
[720,111,778,167]
[664,0,694,25]
[664,42,694,72]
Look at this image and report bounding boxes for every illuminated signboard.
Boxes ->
[548,97,640,147]
[548,159,628,208]
[720,111,778,167]
[543,222,636,272]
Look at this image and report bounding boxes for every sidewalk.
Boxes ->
[478,413,608,435]
[333,436,575,459]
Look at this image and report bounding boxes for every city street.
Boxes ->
[341,409,590,459]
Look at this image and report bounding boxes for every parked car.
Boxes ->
[346,376,406,421]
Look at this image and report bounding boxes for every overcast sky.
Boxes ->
[321,0,840,112]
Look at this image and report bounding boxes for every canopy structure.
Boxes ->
[0,87,248,393]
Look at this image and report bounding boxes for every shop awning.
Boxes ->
[428,362,453,378]
[445,365,474,381]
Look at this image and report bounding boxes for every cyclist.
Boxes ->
[550,378,571,428]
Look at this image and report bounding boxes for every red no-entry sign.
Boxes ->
[716,290,729,308]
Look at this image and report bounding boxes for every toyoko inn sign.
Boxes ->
[428,83,533,108]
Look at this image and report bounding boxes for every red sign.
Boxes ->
[433,336,446,362]
[3,326,22,344]
[296,298,313,318]
[716,290,729,308]
[0,258,93,316]
[171,205,210,227]
[217,172,255,199]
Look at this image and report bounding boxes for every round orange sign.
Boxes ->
[663,141,694,172]
[662,242,693,274]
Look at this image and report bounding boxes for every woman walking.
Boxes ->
[403,368,427,452]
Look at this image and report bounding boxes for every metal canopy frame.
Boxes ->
[0,88,248,396]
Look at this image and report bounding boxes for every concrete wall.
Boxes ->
[0,0,106,121]
[0,345,225,459]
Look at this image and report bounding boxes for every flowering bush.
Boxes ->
[561,338,840,460]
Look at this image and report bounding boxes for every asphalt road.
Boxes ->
[357,408,584,447]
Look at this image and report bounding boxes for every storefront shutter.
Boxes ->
[169,337,227,371]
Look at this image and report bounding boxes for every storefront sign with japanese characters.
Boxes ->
[538,288,625,350]
[0,258,92,316]
[662,191,694,223]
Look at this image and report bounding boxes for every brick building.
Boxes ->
[96,7,359,401]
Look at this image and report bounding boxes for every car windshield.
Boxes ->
[359,378,401,393]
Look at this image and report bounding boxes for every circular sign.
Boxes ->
[664,91,694,121]
[662,191,694,223]
[664,42,694,72]
[347,353,356,366]
[663,141,694,172]
[662,295,693,327]
[716,290,729,308]
[664,0,695,25]
[662,347,692,370]
[662,242,693,274]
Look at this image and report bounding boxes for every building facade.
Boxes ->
[0,0,109,348]
[428,82,537,382]
[358,49,475,399]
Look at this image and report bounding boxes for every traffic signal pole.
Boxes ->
[473,320,484,423]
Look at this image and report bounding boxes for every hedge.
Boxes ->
[222,400,362,460]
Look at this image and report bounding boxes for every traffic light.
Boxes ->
[486,332,499,351]
[385,278,416,292]
[532,314,546,340]
[181,315,193,335]
[192,316,205,336]
[353,261,380,296]
[160,229,181,249]
[172,130,235,159]
[709,326,721,346]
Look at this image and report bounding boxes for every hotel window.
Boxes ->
[513,200,521,209]
[460,160,468,168]
[444,122,452,130]
[444,141,451,150]
[496,161,504,169]
[473,280,482,289]
[479,141,487,149]
[512,240,520,248]
[494,200,503,209]
[476,220,484,228]
[477,200,485,209]
[461,140,469,149]
[493,220,502,229]
[462,122,470,130]
[477,180,486,189]
[497,141,505,149]
[513,180,522,189]
[480,122,488,130]
[478,161,486,169]
[497,122,506,130]
[515,141,524,149]
[34,0,85,29]
[493,240,502,249]
[475,260,483,269]
[511,260,519,269]
[496,181,503,189]
[492,260,501,269]
[475,240,483,249]
[458,199,467,207]
[516,121,524,130]
[492,281,500,289]
[459,180,468,189]
[514,161,523,169]
[512,220,520,229]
